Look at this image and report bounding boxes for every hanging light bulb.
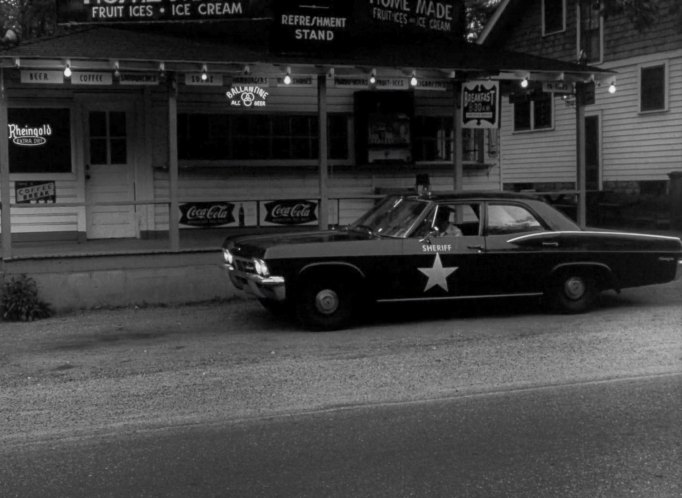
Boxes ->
[201,64,208,82]
[369,69,377,85]
[608,81,617,94]
[283,67,292,85]
[521,76,529,88]
[63,61,72,78]
[113,61,120,79]
[410,71,418,87]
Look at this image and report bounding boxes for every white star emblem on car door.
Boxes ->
[418,253,458,292]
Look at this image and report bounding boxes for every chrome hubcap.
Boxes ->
[315,289,339,315]
[564,277,586,300]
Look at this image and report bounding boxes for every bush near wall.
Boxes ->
[1,274,52,321]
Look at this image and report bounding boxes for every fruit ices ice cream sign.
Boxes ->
[56,0,269,24]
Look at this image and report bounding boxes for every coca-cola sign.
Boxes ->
[180,202,235,227]
[264,199,317,225]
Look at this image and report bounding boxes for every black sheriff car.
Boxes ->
[222,191,682,330]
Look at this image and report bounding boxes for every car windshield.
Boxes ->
[348,196,431,238]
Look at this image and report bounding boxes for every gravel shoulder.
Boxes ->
[1,281,681,449]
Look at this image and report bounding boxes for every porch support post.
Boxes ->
[0,69,12,260]
[453,81,464,191]
[317,74,329,229]
[575,82,587,228]
[167,75,180,251]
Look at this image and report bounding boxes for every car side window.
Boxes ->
[449,203,481,236]
[485,204,544,235]
[411,206,437,238]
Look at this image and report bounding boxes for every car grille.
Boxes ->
[234,257,255,274]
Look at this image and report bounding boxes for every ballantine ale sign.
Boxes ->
[226,85,269,107]
[461,80,500,129]
[8,123,52,146]
[179,202,235,227]
[264,199,317,225]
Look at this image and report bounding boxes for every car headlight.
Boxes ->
[223,249,234,265]
[253,258,270,277]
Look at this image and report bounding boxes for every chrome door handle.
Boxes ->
[542,241,559,247]
[467,245,484,251]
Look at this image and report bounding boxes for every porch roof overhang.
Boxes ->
[0,24,611,85]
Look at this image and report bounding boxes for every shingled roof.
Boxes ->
[1,24,607,81]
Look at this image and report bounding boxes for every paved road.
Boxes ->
[0,279,680,496]
[2,373,680,497]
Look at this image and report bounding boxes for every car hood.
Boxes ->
[223,229,370,258]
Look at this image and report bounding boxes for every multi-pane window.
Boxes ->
[513,93,553,132]
[412,116,484,163]
[640,64,667,112]
[543,0,565,35]
[89,111,127,165]
[178,114,349,161]
[578,0,602,63]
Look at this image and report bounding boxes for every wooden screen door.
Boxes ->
[85,104,137,239]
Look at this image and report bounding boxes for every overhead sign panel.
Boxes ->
[272,1,465,54]
[56,0,271,24]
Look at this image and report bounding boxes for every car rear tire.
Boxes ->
[547,272,598,314]
[296,279,355,331]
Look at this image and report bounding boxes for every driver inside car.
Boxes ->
[435,207,463,237]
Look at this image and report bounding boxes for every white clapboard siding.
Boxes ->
[1,180,82,234]
[500,96,578,184]
[499,50,682,185]
[599,55,682,182]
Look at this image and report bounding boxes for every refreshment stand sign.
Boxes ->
[461,80,500,129]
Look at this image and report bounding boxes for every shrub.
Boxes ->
[1,274,52,321]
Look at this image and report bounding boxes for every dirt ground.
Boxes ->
[1,280,681,448]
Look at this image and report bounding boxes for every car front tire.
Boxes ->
[547,272,598,314]
[295,278,355,331]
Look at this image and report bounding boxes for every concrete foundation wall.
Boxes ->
[2,252,239,311]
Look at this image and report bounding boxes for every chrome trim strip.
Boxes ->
[508,230,682,244]
[376,292,543,303]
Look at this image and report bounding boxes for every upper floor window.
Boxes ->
[177,113,349,162]
[513,92,553,132]
[543,0,566,35]
[640,63,667,113]
[577,0,603,63]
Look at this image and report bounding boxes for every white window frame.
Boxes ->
[639,61,669,114]
[542,0,566,36]
[576,1,604,64]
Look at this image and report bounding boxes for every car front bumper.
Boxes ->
[224,264,286,301]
